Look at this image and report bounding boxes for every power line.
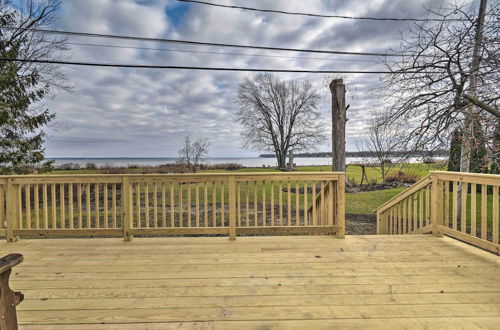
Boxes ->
[177,0,466,22]
[0,26,409,57]
[0,57,405,74]
[62,41,385,63]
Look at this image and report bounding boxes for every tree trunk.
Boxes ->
[330,79,346,173]
[460,0,487,174]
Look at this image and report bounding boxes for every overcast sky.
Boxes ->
[42,0,455,157]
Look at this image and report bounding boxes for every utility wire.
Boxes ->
[0,26,413,57]
[177,0,466,22]
[0,58,408,74]
[62,41,385,63]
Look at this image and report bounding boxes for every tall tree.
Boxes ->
[447,128,462,172]
[380,2,498,159]
[469,117,488,173]
[0,0,68,173]
[0,53,53,174]
[237,73,325,170]
[490,121,500,174]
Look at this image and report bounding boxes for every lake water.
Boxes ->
[48,157,442,168]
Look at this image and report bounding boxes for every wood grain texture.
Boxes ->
[0,235,498,329]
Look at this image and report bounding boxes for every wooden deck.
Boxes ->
[1,235,499,329]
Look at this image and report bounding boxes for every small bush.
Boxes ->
[85,163,97,170]
[385,171,418,184]
[57,163,81,170]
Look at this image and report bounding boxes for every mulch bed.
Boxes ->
[346,213,377,235]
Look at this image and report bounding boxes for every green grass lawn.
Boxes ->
[346,187,406,215]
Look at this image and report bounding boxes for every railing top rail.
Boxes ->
[432,171,500,185]
[375,171,500,214]
[431,171,500,179]
[375,174,432,213]
[0,171,345,179]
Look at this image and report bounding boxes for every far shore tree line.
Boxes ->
[1,0,499,183]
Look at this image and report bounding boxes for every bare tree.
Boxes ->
[356,116,410,182]
[380,2,499,163]
[1,0,70,90]
[178,135,209,173]
[237,73,325,170]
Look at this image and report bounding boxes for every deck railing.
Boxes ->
[376,171,500,254]
[0,172,345,241]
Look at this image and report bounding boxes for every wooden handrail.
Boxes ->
[376,171,500,254]
[375,174,432,213]
[0,254,23,330]
[0,172,345,241]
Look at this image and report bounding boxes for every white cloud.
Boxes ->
[45,0,440,157]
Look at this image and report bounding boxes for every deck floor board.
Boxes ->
[0,235,497,329]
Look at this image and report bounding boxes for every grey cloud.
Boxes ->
[43,0,456,157]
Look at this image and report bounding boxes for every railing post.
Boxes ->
[6,179,17,243]
[122,177,133,241]
[228,175,236,240]
[431,174,443,237]
[336,174,345,239]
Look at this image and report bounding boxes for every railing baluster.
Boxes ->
[153,183,158,228]
[245,181,249,227]
[303,181,308,226]
[103,184,108,228]
[187,183,191,227]
[471,183,477,237]
[452,181,458,230]
[144,183,149,228]
[178,182,183,228]
[162,183,167,227]
[253,181,258,226]
[85,184,91,229]
[262,180,266,226]
[204,182,208,227]
[195,183,200,228]
[25,185,31,229]
[402,199,407,234]
[34,184,39,229]
[287,181,292,226]
[69,184,74,229]
[481,184,487,240]
[43,184,48,229]
[170,182,175,227]
[312,183,316,226]
[220,181,225,227]
[444,181,450,228]
[296,182,300,226]
[418,189,423,229]
[229,176,236,240]
[136,183,141,229]
[493,186,499,245]
[112,183,116,228]
[60,184,65,229]
[212,181,217,227]
[94,184,99,229]
[461,183,468,233]
[77,184,82,229]
[270,182,275,226]
[279,182,283,225]
[237,182,241,228]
